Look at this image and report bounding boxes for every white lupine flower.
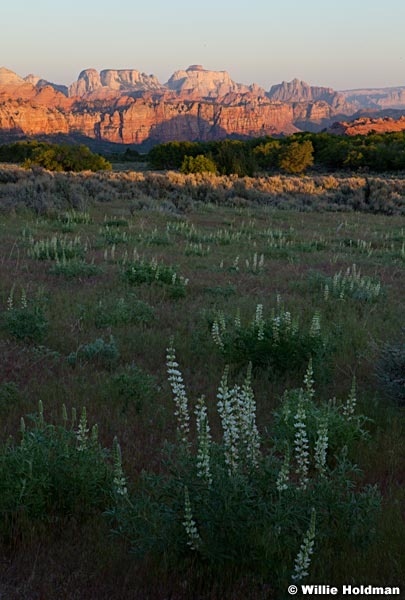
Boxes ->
[218,311,226,332]
[314,415,329,475]
[294,394,310,489]
[254,303,263,327]
[217,367,239,474]
[310,311,321,337]
[20,288,27,309]
[211,320,224,350]
[276,448,290,492]
[183,486,201,550]
[91,423,99,445]
[253,252,257,271]
[272,316,281,343]
[224,386,241,474]
[254,303,265,341]
[6,286,14,311]
[112,437,127,496]
[238,364,260,468]
[304,358,315,401]
[283,310,292,333]
[166,342,190,445]
[292,509,316,582]
[76,406,89,451]
[195,395,212,486]
[343,376,357,420]
[234,308,241,328]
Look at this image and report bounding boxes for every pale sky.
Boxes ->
[2,0,404,91]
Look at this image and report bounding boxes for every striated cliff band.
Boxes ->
[0,65,404,148]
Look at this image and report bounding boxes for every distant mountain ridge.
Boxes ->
[0,64,404,148]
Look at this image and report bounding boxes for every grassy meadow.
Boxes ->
[0,165,404,599]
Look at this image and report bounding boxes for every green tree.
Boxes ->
[214,140,257,177]
[253,140,281,169]
[279,140,314,174]
[180,154,217,174]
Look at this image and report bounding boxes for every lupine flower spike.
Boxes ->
[195,395,212,486]
[292,508,316,582]
[166,340,190,446]
[294,392,310,489]
[183,486,201,550]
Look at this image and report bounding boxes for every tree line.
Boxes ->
[2,130,405,175]
[147,131,405,175]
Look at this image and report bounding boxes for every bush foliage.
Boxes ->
[0,141,111,172]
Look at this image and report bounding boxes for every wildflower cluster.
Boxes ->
[318,264,382,302]
[109,351,379,593]
[211,300,327,374]
[121,256,188,296]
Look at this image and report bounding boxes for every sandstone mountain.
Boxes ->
[68,68,163,97]
[341,87,405,110]
[0,65,403,148]
[268,78,347,107]
[166,64,256,98]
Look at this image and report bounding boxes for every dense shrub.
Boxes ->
[67,335,120,367]
[92,296,154,329]
[0,402,114,542]
[103,364,158,414]
[121,258,188,298]
[180,154,217,174]
[1,288,48,343]
[0,141,111,172]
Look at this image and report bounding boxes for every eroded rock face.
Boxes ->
[68,69,102,97]
[100,69,162,91]
[166,65,251,98]
[1,65,403,147]
[268,78,353,113]
[68,69,163,97]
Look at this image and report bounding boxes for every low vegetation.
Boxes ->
[0,161,403,598]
